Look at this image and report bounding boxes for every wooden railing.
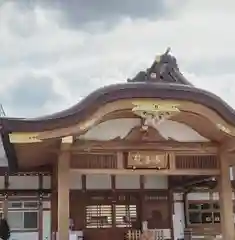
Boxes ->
[125,229,169,240]
[71,154,117,168]
[184,228,222,240]
[175,155,218,170]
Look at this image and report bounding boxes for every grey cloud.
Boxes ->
[7,10,37,38]
[22,52,62,69]
[13,0,178,30]
[184,56,235,76]
[1,74,64,116]
[59,70,103,98]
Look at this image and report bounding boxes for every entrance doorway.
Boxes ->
[53,190,171,240]
[83,191,140,240]
[82,191,170,240]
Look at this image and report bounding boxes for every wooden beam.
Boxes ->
[173,176,215,189]
[169,153,176,170]
[0,189,51,194]
[220,152,235,165]
[218,153,235,240]
[220,139,235,153]
[116,152,124,169]
[71,140,218,153]
[70,168,220,175]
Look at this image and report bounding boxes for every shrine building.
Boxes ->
[0,50,235,240]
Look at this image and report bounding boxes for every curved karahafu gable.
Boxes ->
[1,49,235,134]
[2,49,235,171]
[1,83,235,132]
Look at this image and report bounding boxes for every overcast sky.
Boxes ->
[0,0,235,117]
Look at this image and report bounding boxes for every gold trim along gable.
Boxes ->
[9,132,41,143]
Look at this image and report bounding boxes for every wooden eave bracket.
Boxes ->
[61,136,73,144]
[60,136,74,151]
[220,139,235,153]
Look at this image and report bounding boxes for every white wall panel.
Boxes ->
[0,176,4,189]
[144,175,168,189]
[8,176,39,189]
[86,174,111,189]
[70,172,82,189]
[43,176,51,189]
[10,232,38,240]
[115,175,140,189]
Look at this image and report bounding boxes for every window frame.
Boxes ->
[186,200,220,226]
[85,204,113,229]
[7,200,39,232]
[115,204,137,228]
[85,204,138,229]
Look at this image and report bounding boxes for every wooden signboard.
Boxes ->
[127,152,168,169]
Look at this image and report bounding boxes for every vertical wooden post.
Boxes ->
[38,174,43,240]
[57,136,72,240]
[169,153,176,171]
[51,164,58,237]
[168,188,174,240]
[3,172,9,219]
[218,153,235,240]
[139,175,145,230]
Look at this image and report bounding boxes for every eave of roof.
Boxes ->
[0,82,235,133]
[1,50,234,172]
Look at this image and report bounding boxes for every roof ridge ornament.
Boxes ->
[155,47,171,63]
[127,48,193,86]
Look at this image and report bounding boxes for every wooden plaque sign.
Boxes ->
[127,152,168,169]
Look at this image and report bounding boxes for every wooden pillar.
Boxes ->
[38,174,43,240]
[57,137,72,240]
[3,172,9,219]
[218,153,235,240]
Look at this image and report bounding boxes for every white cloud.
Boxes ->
[0,0,235,117]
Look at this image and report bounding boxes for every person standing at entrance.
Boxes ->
[0,218,10,240]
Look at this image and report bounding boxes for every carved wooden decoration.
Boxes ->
[127,152,168,169]
[131,101,180,125]
[124,126,166,141]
